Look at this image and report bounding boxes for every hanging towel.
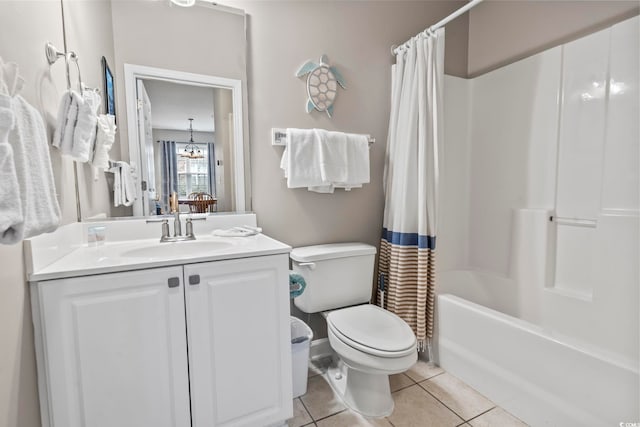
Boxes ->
[53,90,83,156]
[5,95,61,239]
[92,114,116,180]
[0,59,24,97]
[71,89,101,162]
[281,128,370,193]
[0,58,59,241]
[51,91,71,149]
[311,129,369,193]
[0,95,23,244]
[281,128,324,188]
[110,163,121,207]
[120,162,136,207]
[109,161,137,207]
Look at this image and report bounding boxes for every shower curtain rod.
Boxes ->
[392,0,484,55]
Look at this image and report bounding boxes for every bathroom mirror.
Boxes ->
[60,0,250,219]
[124,65,245,216]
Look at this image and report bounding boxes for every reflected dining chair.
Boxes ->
[188,192,217,213]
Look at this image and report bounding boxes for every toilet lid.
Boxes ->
[327,305,416,353]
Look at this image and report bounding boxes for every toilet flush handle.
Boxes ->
[297,262,316,270]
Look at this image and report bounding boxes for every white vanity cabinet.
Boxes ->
[185,255,292,427]
[31,254,292,427]
[31,266,191,427]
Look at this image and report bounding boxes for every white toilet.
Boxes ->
[291,243,417,417]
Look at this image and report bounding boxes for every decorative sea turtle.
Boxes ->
[296,54,346,118]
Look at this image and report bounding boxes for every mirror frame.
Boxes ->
[123,63,246,216]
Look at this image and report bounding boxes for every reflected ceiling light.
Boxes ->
[170,0,196,7]
[181,119,204,159]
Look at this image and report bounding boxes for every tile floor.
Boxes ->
[288,358,528,427]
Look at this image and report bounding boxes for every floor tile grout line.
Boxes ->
[407,369,445,383]
[310,408,348,423]
[297,396,318,424]
[462,405,497,424]
[401,372,417,384]
[390,378,424,394]
[416,373,496,422]
[415,381,467,424]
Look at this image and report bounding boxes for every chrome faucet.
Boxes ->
[145,192,206,242]
[147,215,206,242]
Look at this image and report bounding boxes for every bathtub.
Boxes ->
[436,292,639,426]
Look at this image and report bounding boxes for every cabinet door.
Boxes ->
[185,254,293,427]
[33,267,191,427]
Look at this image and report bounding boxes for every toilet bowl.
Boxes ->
[290,243,418,417]
[325,304,417,417]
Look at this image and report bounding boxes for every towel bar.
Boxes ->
[271,128,374,146]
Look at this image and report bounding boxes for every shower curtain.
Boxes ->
[377,29,444,357]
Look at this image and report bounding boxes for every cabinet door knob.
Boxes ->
[168,277,180,288]
[189,275,200,285]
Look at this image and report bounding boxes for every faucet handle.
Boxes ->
[185,218,196,239]
[145,217,167,223]
[161,219,170,239]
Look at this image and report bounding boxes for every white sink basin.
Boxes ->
[121,240,234,259]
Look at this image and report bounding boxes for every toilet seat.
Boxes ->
[327,305,416,358]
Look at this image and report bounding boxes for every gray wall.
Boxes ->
[62,0,118,218]
[467,0,640,77]
[241,0,469,251]
[1,2,639,426]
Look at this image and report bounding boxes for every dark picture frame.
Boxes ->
[101,56,116,121]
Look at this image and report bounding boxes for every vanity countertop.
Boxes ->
[29,233,291,282]
[25,214,291,282]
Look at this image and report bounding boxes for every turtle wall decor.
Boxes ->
[296,54,346,118]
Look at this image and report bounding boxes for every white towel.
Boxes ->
[120,162,136,207]
[53,90,83,155]
[281,128,370,193]
[0,59,24,97]
[281,128,324,188]
[110,163,121,207]
[92,114,116,180]
[0,95,23,244]
[71,90,101,163]
[51,91,71,149]
[7,95,61,239]
[109,161,137,207]
[331,130,370,189]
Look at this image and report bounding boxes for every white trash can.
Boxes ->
[290,316,313,398]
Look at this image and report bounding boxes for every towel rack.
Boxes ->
[45,42,100,95]
[271,128,375,146]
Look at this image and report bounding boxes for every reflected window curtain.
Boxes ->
[160,140,177,213]
[207,142,216,197]
[377,29,444,362]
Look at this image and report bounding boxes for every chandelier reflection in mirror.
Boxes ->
[181,118,205,159]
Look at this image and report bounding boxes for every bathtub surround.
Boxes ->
[378,28,444,356]
[436,16,639,426]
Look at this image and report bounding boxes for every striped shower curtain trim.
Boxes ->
[378,229,436,351]
[381,228,436,249]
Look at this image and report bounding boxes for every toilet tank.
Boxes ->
[291,243,377,313]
